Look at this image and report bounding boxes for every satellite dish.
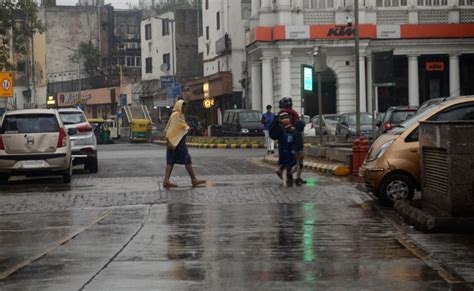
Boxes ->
[160,63,170,73]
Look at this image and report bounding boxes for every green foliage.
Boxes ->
[68,42,100,75]
[0,0,45,71]
[154,0,201,14]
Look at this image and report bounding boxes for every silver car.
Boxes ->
[0,109,73,184]
[58,108,98,173]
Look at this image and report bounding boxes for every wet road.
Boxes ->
[0,144,473,290]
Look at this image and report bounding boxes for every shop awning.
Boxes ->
[183,71,233,101]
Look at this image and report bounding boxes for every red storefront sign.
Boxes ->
[426,62,445,71]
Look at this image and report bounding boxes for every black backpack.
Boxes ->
[269,117,281,140]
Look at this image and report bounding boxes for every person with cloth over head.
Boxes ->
[163,99,206,189]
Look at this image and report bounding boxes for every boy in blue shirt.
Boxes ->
[261,105,276,155]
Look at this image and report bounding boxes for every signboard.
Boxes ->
[285,26,310,39]
[302,65,313,92]
[46,96,56,106]
[203,98,215,109]
[377,25,401,39]
[426,62,445,71]
[203,82,210,98]
[160,76,175,89]
[120,94,127,106]
[0,72,14,98]
[153,95,168,107]
[167,84,181,98]
[372,51,395,86]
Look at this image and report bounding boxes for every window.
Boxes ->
[459,0,474,5]
[1,114,59,134]
[205,0,209,9]
[126,56,136,67]
[145,57,152,73]
[216,12,220,30]
[137,57,141,67]
[162,19,170,36]
[303,0,334,8]
[430,103,474,121]
[127,25,138,34]
[417,0,446,5]
[376,0,407,6]
[163,53,170,68]
[17,62,26,73]
[206,26,209,40]
[145,24,152,40]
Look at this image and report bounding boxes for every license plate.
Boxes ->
[18,160,46,169]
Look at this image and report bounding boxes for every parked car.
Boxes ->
[360,96,474,205]
[0,109,74,184]
[222,109,264,136]
[58,108,98,173]
[308,114,340,137]
[336,112,374,140]
[377,106,417,135]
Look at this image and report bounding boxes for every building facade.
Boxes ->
[182,0,251,125]
[140,9,202,112]
[247,0,474,116]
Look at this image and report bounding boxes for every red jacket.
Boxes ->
[279,108,300,125]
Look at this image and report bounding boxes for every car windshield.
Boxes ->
[60,112,86,125]
[239,112,261,122]
[398,103,442,130]
[324,116,339,124]
[390,111,416,124]
[347,114,373,126]
[1,114,59,133]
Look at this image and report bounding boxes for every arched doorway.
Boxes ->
[303,68,337,117]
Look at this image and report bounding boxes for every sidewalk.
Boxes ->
[263,154,351,176]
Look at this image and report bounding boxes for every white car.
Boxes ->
[0,109,73,184]
[58,108,98,173]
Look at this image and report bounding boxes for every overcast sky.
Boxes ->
[56,0,139,9]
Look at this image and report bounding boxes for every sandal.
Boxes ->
[276,170,283,180]
[163,181,178,189]
[192,180,207,187]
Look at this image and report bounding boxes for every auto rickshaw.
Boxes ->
[130,119,152,142]
[89,118,118,144]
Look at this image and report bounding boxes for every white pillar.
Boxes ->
[260,0,271,10]
[277,0,291,24]
[449,53,461,97]
[261,57,274,110]
[367,54,373,113]
[251,62,262,111]
[359,56,367,112]
[280,49,292,99]
[408,54,420,106]
[251,0,260,16]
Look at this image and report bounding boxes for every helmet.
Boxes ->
[279,97,293,109]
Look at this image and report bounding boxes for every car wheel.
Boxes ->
[63,162,72,184]
[0,174,9,185]
[379,173,415,206]
[86,157,99,173]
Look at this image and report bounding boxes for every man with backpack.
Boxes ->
[270,97,300,186]
[261,105,276,155]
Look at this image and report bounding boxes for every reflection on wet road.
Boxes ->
[0,144,471,290]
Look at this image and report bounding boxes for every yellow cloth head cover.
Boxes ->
[164,100,189,149]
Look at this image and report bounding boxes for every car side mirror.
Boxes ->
[67,128,77,136]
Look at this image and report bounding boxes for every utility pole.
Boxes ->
[354,0,361,138]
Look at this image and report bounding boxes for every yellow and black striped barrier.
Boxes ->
[263,156,351,176]
[154,140,271,149]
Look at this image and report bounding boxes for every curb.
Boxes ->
[263,156,351,177]
[154,140,265,149]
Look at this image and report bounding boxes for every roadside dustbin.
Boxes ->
[103,129,112,144]
[419,121,474,217]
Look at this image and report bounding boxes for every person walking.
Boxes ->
[163,100,206,189]
[261,104,275,155]
[275,97,299,186]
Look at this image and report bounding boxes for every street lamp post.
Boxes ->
[354,0,361,138]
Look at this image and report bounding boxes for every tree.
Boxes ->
[68,42,100,76]
[0,0,45,71]
[154,0,201,14]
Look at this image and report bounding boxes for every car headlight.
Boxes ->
[374,140,394,160]
[241,128,249,133]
